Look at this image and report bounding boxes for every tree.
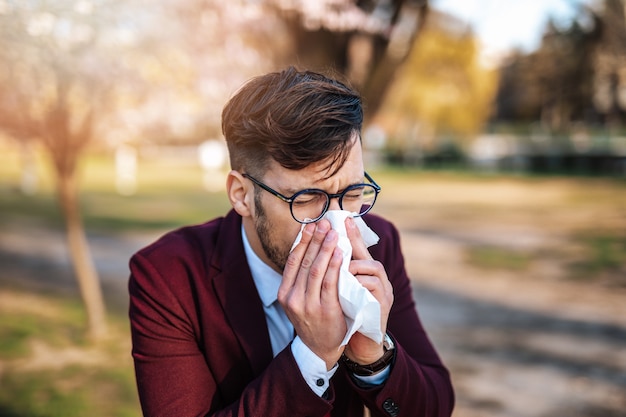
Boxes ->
[0,0,296,341]
[492,0,626,131]
[270,0,431,118]
[0,0,145,341]
[590,0,626,126]
[153,0,431,139]
[494,16,598,131]
[375,9,499,155]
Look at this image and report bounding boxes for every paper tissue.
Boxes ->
[291,210,382,346]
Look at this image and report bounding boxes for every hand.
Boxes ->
[343,216,394,364]
[278,220,347,370]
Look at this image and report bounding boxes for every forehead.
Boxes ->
[266,140,364,193]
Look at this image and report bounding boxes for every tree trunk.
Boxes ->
[57,170,108,342]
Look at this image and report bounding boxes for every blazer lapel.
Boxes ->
[211,210,274,376]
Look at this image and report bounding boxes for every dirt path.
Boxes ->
[399,230,626,417]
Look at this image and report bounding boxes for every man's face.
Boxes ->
[247,138,365,273]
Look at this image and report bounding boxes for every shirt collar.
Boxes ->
[241,224,283,307]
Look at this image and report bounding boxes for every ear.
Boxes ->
[226,170,254,217]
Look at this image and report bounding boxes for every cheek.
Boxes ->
[276,222,303,253]
[274,226,305,270]
[264,201,301,242]
[259,209,300,251]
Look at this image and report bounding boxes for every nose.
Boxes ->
[328,196,342,211]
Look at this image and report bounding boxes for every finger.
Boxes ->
[345,217,372,261]
[353,271,394,328]
[348,259,383,279]
[353,274,384,294]
[280,223,315,296]
[320,246,343,305]
[294,220,331,295]
[349,260,393,299]
[305,228,339,299]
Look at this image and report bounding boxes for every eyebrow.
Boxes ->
[287,176,365,196]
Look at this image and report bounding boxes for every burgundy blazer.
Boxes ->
[129,209,454,417]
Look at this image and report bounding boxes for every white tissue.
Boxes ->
[291,210,382,346]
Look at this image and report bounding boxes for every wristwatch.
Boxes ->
[342,333,396,376]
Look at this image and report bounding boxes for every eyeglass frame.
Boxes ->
[241,171,381,224]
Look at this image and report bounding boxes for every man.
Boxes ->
[129,67,454,417]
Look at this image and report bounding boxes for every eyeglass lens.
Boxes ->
[291,184,377,223]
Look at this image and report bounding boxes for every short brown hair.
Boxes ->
[221,66,363,177]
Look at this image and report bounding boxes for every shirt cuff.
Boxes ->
[352,364,391,386]
[291,336,338,397]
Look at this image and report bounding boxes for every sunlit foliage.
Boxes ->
[376,11,499,152]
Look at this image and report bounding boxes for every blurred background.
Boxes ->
[0,0,624,416]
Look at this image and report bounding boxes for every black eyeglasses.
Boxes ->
[242,172,381,224]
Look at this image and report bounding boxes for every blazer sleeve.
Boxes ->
[129,241,334,417]
[129,251,216,416]
[351,215,455,417]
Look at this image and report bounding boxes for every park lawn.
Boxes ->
[0,149,232,232]
[0,290,141,417]
[1,150,624,283]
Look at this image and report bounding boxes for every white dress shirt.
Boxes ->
[241,226,389,396]
[242,226,336,396]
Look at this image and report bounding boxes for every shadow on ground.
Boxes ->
[414,284,626,417]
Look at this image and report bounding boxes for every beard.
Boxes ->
[254,190,289,272]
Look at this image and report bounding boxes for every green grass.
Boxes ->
[0,370,92,417]
[0,186,231,233]
[0,294,86,356]
[569,232,626,281]
[0,365,140,417]
[0,148,232,233]
[0,314,75,359]
[0,292,140,417]
[465,246,533,271]
[79,188,231,232]
[465,236,625,280]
